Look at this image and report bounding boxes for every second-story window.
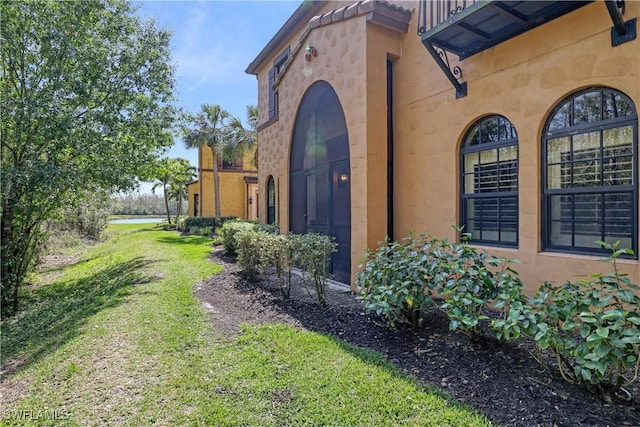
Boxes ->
[222,159,237,170]
[269,47,290,121]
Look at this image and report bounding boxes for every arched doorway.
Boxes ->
[290,81,351,283]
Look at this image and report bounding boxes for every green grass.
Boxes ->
[1,223,491,426]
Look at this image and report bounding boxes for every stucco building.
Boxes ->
[246,0,638,291]
[187,148,258,220]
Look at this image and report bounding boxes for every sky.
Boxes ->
[133,0,301,191]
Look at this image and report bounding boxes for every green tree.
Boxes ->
[151,158,175,225]
[0,0,177,316]
[182,104,230,220]
[153,158,195,221]
[219,105,259,168]
[169,160,196,217]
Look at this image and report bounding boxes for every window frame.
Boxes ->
[268,47,290,121]
[459,115,519,247]
[541,87,638,257]
[221,159,237,171]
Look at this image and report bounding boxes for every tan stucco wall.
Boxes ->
[257,3,397,284]
[197,147,257,219]
[254,0,640,292]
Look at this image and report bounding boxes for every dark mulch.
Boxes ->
[194,248,640,427]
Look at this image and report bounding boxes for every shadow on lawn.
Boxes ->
[156,235,212,246]
[0,257,154,377]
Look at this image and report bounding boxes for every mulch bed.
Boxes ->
[194,248,640,427]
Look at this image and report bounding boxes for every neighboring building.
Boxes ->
[246,0,639,291]
[187,147,258,220]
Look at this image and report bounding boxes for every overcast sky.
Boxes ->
[134,0,300,191]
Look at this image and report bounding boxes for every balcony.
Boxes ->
[418,1,592,61]
[418,1,636,98]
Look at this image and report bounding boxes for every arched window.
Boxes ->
[460,115,518,246]
[266,176,276,225]
[543,88,638,255]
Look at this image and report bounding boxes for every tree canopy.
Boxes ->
[1,0,178,315]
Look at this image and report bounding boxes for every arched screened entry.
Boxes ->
[290,81,351,283]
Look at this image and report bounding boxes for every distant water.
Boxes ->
[109,217,165,224]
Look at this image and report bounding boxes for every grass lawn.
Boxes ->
[1,223,491,426]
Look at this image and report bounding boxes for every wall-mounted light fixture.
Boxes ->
[248,196,253,205]
[305,44,317,62]
[338,173,349,186]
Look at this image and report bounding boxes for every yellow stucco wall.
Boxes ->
[187,181,197,217]
[254,0,640,292]
[196,147,257,219]
[392,1,640,293]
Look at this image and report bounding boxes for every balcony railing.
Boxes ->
[417,0,476,35]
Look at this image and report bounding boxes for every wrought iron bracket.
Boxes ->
[422,41,467,99]
[605,0,637,46]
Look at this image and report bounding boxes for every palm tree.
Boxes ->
[182,104,230,220]
[151,157,173,224]
[218,104,259,169]
[169,159,196,217]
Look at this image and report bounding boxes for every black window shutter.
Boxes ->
[268,68,276,120]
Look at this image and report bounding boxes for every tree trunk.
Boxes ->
[1,202,43,317]
[212,147,221,221]
[163,180,171,224]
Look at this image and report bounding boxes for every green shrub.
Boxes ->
[261,233,294,298]
[291,233,337,306]
[356,233,439,327]
[220,220,254,256]
[527,242,640,402]
[356,230,526,335]
[160,221,176,230]
[431,232,526,340]
[175,215,188,231]
[200,226,212,236]
[254,223,279,234]
[235,229,265,281]
[183,216,236,231]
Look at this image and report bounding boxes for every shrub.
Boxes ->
[527,242,640,402]
[210,235,224,247]
[220,220,254,256]
[160,221,177,230]
[183,216,236,231]
[254,223,279,234]
[431,233,526,340]
[291,233,337,306]
[356,233,438,327]
[261,233,294,298]
[175,215,188,231]
[235,229,265,281]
